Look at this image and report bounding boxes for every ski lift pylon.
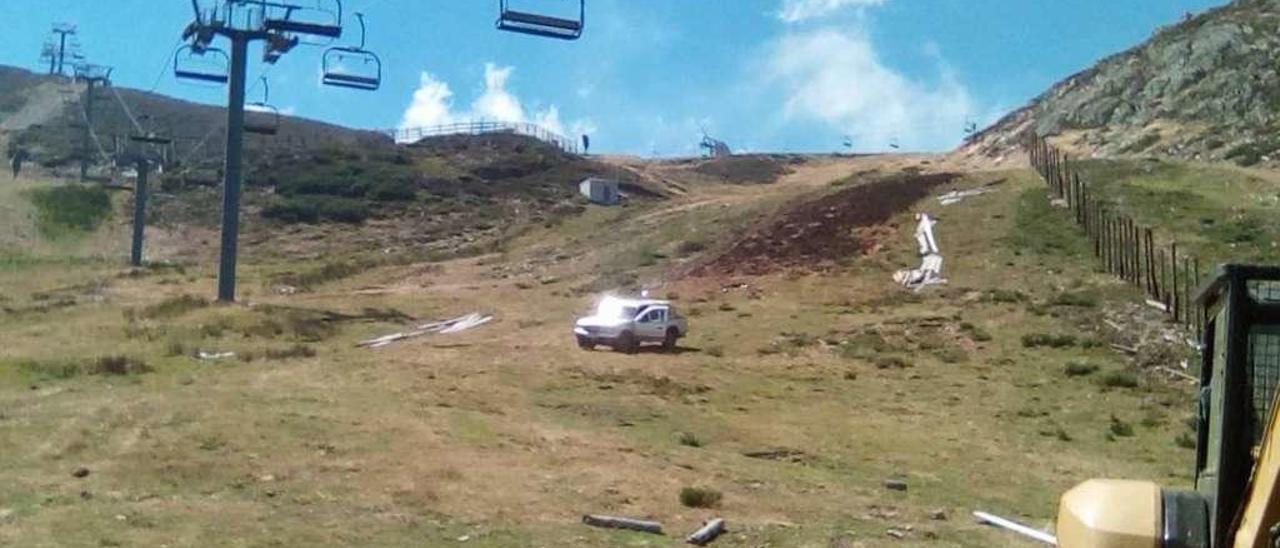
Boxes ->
[261,0,343,39]
[321,12,381,91]
[245,77,281,136]
[497,0,585,40]
[173,44,229,85]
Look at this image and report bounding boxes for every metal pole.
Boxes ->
[57,31,68,75]
[81,79,96,181]
[131,159,149,267]
[217,34,249,302]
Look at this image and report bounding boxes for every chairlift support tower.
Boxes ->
[74,64,112,181]
[126,122,173,267]
[178,0,373,302]
[46,23,77,76]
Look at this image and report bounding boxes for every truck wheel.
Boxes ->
[617,331,638,354]
[577,336,593,350]
[662,328,678,352]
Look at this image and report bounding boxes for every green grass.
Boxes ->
[25,184,113,237]
[0,162,1203,547]
[1074,159,1280,265]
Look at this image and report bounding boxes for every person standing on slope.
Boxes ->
[10,148,27,179]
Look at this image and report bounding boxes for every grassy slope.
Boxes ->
[1075,159,1280,266]
[0,161,1196,547]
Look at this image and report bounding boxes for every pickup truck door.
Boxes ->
[635,307,667,340]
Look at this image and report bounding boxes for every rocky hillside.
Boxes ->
[963,0,1280,166]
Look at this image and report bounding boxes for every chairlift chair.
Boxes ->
[261,0,343,39]
[497,0,585,40]
[173,45,230,85]
[245,78,281,136]
[321,12,381,91]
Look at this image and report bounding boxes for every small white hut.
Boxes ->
[579,177,620,205]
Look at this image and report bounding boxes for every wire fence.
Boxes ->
[385,121,581,154]
[1026,134,1204,331]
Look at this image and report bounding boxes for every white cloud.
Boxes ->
[777,0,885,23]
[398,63,592,138]
[399,71,455,128]
[765,27,974,151]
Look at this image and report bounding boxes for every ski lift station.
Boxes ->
[579,177,619,205]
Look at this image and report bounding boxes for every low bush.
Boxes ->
[141,294,209,319]
[679,486,722,508]
[1064,359,1100,377]
[93,356,152,376]
[677,432,704,448]
[262,195,371,224]
[27,184,113,236]
[1109,415,1135,437]
[960,322,993,342]
[1022,333,1077,348]
[1050,290,1099,308]
[675,240,708,257]
[875,356,912,369]
[1100,369,1140,389]
[265,344,317,360]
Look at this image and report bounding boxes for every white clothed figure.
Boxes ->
[893,213,946,288]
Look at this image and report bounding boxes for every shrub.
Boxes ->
[1109,415,1135,437]
[1050,290,1099,308]
[273,261,367,290]
[986,289,1026,303]
[932,346,969,364]
[367,178,418,201]
[141,294,208,319]
[960,322,993,342]
[675,240,708,257]
[1175,432,1196,449]
[265,344,317,360]
[15,359,82,380]
[27,184,113,236]
[704,345,724,358]
[679,486,722,508]
[165,340,188,357]
[262,195,370,224]
[1100,370,1139,389]
[1064,359,1100,377]
[875,356,912,369]
[93,356,152,376]
[1022,333,1077,348]
[677,432,704,448]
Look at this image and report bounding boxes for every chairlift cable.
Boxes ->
[77,103,113,162]
[108,84,146,134]
[170,123,223,176]
[148,37,185,93]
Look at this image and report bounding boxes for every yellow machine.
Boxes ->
[1057,265,1280,547]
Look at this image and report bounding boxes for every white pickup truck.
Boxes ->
[573,297,689,353]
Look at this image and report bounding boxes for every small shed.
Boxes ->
[579,177,620,205]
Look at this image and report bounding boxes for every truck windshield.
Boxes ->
[596,297,639,319]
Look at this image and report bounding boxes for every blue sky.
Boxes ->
[2,0,1227,155]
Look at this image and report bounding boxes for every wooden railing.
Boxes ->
[385,121,580,154]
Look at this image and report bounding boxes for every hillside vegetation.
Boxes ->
[0,149,1211,546]
[965,0,1280,165]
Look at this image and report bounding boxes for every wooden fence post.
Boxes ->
[1152,227,1162,299]
[1171,243,1180,322]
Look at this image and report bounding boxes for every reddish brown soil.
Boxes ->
[687,172,958,276]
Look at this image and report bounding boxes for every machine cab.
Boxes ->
[1194,265,1280,547]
